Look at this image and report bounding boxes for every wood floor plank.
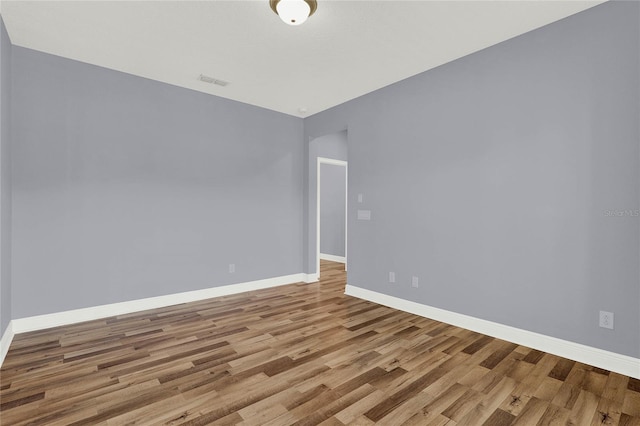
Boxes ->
[1,260,639,425]
[511,397,549,425]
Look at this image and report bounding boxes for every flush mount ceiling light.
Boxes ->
[270,0,317,26]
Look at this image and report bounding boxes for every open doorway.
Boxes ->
[308,130,348,280]
[317,158,347,277]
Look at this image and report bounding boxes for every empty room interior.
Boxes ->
[0,0,639,425]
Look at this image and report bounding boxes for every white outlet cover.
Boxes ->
[599,311,614,329]
[229,263,236,273]
[358,194,363,203]
[389,272,395,283]
[412,276,419,288]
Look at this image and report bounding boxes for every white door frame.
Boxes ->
[317,157,348,276]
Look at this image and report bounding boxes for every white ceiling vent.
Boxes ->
[198,74,229,87]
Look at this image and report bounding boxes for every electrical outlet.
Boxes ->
[412,276,419,288]
[599,311,614,329]
[229,263,235,273]
[389,272,395,283]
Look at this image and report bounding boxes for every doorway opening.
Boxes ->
[317,157,347,278]
[308,129,348,281]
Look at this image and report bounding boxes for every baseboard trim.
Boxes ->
[303,273,319,283]
[11,273,306,335]
[0,321,15,367]
[319,253,346,264]
[345,284,640,379]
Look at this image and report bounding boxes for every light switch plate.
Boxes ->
[357,210,371,220]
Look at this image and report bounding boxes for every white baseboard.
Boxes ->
[11,273,306,335]
[0,321,14,367]
[319,253,346,264]
[345,284,640,379]
[302,273,319,283]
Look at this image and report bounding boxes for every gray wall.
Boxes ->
[305,2,640,357]
[0,17,11,336]
[320,163,346,257]
[307,131,347,273]
[11,47,304,318]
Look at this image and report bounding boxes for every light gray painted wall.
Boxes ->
[11,47,304,319]
[307,131,347,273]
[320,163,346,257]
[0,17,11,336]
[304,2,640,357]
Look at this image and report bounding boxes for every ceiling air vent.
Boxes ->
[198,74,229,87]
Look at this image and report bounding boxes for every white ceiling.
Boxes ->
[1,0,605,117]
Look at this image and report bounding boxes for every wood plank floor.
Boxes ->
[1,260,639,425]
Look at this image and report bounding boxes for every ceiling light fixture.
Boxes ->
[270,0,317,26]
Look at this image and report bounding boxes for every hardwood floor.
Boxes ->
[1,260,639,425]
